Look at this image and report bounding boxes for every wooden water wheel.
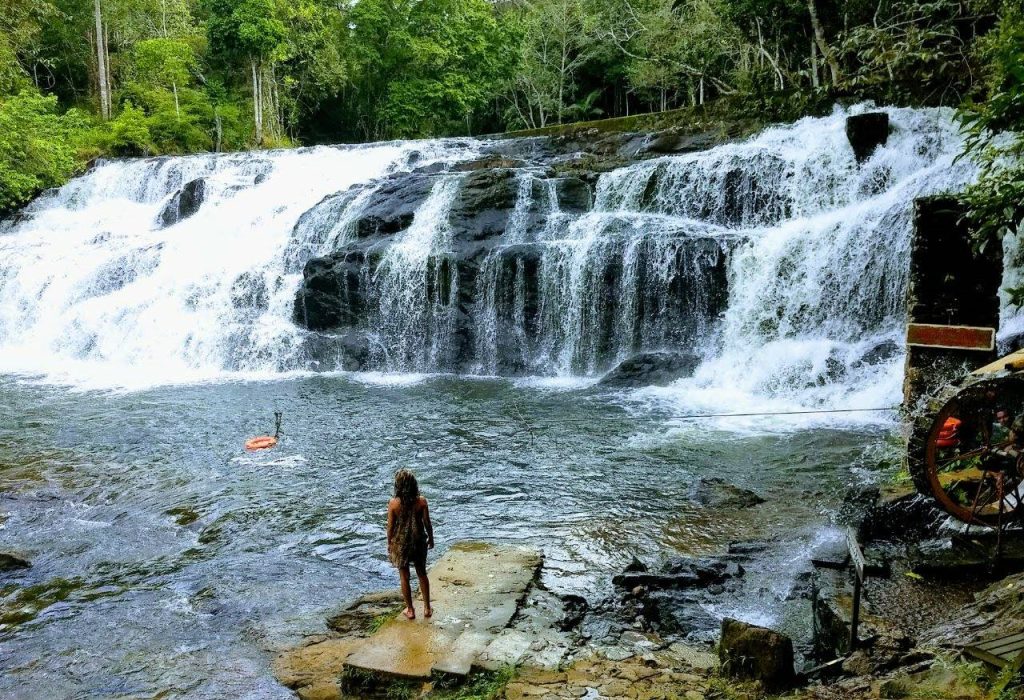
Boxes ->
[908,365,1024,528]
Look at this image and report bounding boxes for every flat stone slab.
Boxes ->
[342,541,542,681]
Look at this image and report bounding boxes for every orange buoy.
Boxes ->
[245,411,282,451]
[245,435,278,451]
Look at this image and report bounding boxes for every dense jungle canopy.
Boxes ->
[1,0,1022,238]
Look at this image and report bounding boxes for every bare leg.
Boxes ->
[399,565,415,619]
[414,558,431,617]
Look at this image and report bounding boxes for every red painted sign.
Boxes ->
[906,323,995,351]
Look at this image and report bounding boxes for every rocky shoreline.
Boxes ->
[271,476,1024,700]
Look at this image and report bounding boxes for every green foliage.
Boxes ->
[958,2,1024,304]
[0,89,92,214]
[431,666,517,699]
[105,100,154,155]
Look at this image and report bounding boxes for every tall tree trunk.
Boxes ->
[699,76,705,105]
[172,82,180,119]
[94,0,109,120]
[810,37,819,88]
[807,0,840,86]
[251,59,262,145]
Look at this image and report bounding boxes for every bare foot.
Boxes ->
[402,607,416,620]
[423,606,432,618]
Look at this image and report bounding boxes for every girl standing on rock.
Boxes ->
[387,469,434,620]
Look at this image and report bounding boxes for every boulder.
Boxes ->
[853,339,901,368]
[690,478,764,509]
[598,351,701,388]
[553,177,592,212]
[846,113,889,163]
[449,168,518,243]
[354,172,436,239]
[718,618,795,690]
[294,251,366,331]
[612,556,741,591]
[157,178,206,227]
[0,551,31,571]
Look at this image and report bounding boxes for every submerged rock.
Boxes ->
[157,178,205,227]
[718,617,795,690]
[598,351,701,388]
[0,551,31,571]
[690,477,764,509]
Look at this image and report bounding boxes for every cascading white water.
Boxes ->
[0,105,987,413]
[0,141,480,388]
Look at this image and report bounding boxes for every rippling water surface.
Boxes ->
[0,374,888,698]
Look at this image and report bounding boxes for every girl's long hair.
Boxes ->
[394,469,419,507]
[390,469,421,565]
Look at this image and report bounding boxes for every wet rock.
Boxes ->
[553,177,592,212]
[299,330,370,371]
[354,172,435,239]
[294,251,366,331]
[451,156,527,172]
[690,478,764,509]
[558,593,588,631]
[0,551,31,571]
[854,339,901,368]
[598,351,701,388]
[613,556,741,591]
[846,112,890,163]
[718,617,795,690]
[230,271,269,313]
[861,490,945,542]
[642,129,725,155]
[449,168,518,243]
[157,178,206,227]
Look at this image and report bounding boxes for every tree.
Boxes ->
[346,0,512,139]
[0,89,92,212]
[960,2,1024,303]
[207,0,287,144]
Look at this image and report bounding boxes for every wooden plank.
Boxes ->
[907,323,995,351]
[980,633,1024,656]
[965,631,1024,669]
[847,528,866,582]
[973,349,1024,375]
[965,645,1010,668]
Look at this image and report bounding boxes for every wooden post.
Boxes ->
[847,528,866,651]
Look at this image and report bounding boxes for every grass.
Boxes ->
[432,667,518,700]
[367,606,404,634]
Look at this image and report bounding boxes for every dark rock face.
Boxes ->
[158,178,206,227]
[0,551,31,571]
[553,177,592,212]
[287,137,728,375]
[354,173,435,239]
[846,112,890,163]
[690,477,764,509]
[449,169,518,243]
[294,251,366,331]
[719,617,795,690]
[598,351,701,388]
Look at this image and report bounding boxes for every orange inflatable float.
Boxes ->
[245,412,282,451]
[245,435,278,451]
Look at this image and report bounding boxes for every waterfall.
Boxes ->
[0,106,983,409]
